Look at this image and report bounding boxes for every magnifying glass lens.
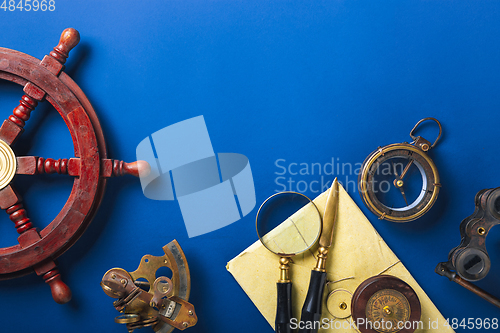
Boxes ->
[256,192,321,256]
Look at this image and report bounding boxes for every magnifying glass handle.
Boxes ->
[298,270,327,333]
[276,282,292,333]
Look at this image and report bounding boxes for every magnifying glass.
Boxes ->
[256,192,322,333]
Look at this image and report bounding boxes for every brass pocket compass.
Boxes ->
[351,275,421,333]
[358,118,442,222]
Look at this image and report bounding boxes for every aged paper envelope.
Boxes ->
[227,185,454,332]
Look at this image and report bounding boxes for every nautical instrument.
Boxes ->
[101,240,197,332]
[358,118,442,222]
[351,275,421,333]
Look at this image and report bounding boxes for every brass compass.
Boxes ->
[365,289,410,333]
[358,118,442,222]
[351,275,421,333]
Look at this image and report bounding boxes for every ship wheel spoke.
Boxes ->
[15,157,149,178]
[16,156,80,176]
[0,184,72,304]
[0,94,40,146]
[0,184,34,233]
[0,28,80,147]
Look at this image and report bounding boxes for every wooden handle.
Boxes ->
[113,160,151,177]
[43,269,72,304]
[50,28,80,64]
[123,160,151,177]
[101,160,151,178]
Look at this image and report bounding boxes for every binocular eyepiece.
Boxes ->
[440,187,500,282]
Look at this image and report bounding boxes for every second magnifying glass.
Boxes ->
[256,192,322,333]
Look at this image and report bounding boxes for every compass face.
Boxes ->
[359,143,440,222]
[365,289,411,333]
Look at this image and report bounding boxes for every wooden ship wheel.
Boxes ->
[0,28,149,304]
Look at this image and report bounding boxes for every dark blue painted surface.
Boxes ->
[1,1,500,332]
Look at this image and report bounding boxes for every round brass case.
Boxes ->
[358,143,440,222]
[0,139,16,190]
[351,275,421,333]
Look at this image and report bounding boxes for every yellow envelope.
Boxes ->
[227,185,454,333]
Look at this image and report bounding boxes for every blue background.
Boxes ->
[1,1,500,332]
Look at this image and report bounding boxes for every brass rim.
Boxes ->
[326,288,352,319]
[359,143,440,222]
[0,139,16,190]
[115,314,140,324]
[255,191,322,256]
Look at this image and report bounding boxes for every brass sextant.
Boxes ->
[101,240,198,332]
